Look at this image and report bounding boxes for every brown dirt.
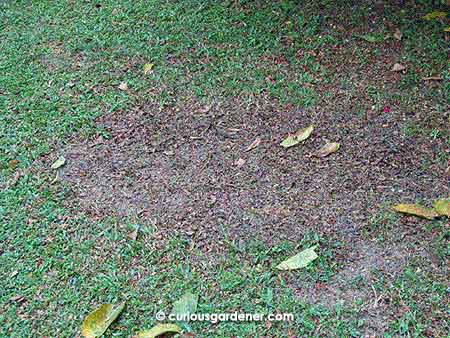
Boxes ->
[60,89,448,246]
[53,32,449,335]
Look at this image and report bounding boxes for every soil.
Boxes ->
[55,36,449,335]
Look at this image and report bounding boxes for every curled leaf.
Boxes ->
[433,199,450,217]
[276,245,318,270]
[422,11,447,20]
[51,156,66,170]
[393,204,439,220]
[82,302,125,338]
[281,125,314,148]
[136,323,182,338]
[315,142,340,157]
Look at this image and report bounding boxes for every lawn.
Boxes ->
[0,0,449,337]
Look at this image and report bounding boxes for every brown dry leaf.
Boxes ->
[118,82,128,91]
[391,63,406,72]
[394,28,402,41]
[315,142,340,157]
[433,199,450,217]
[422,76,443,81]
[246,137,261,151]
[8,159,20,169]
[82,302,125,338]
[280,125,314,148]
[128,230,138,241]
[128,224,141,241]
[393,204,439,220]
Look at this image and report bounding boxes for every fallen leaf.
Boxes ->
[118,82,128,91]
[82,302,125,338]
[171,292,198,320]
[246,137,261,151]
[422,76,443,81]
[136,323,182,338]
[433,199,450,217]
[315,142,340,157]
[276,245,318,270]
[393,204,439,220]
[280,125,314,148]
[391,63,406,72]
[143,63,154,75]
[51,156,66,170]
[9,159,19,169]
[422,11,447,20]
[235,158,246,167]
[394,28,402,41]
[128,231,138,241]
[360,33,385,43]
[444,26,450,32]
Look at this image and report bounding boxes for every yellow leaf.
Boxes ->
[444,26,450,32]
[51,156,66,170]
[136,323,182,338]
[276,245,318,270]
[422,11,447,20]
[143,63,154,75]
[393,204,439,220]
[315,142,340,157]
[433,199,450,217]
[82,302,125,338]
[280,125,314,148]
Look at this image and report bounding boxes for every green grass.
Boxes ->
[1,0,448,337]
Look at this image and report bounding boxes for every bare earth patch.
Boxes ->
[55,39,448,335]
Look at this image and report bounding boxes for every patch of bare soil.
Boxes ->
[56,35,448,335]
[61,88,448,246]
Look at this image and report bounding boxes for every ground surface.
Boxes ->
[1,1,449,337]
